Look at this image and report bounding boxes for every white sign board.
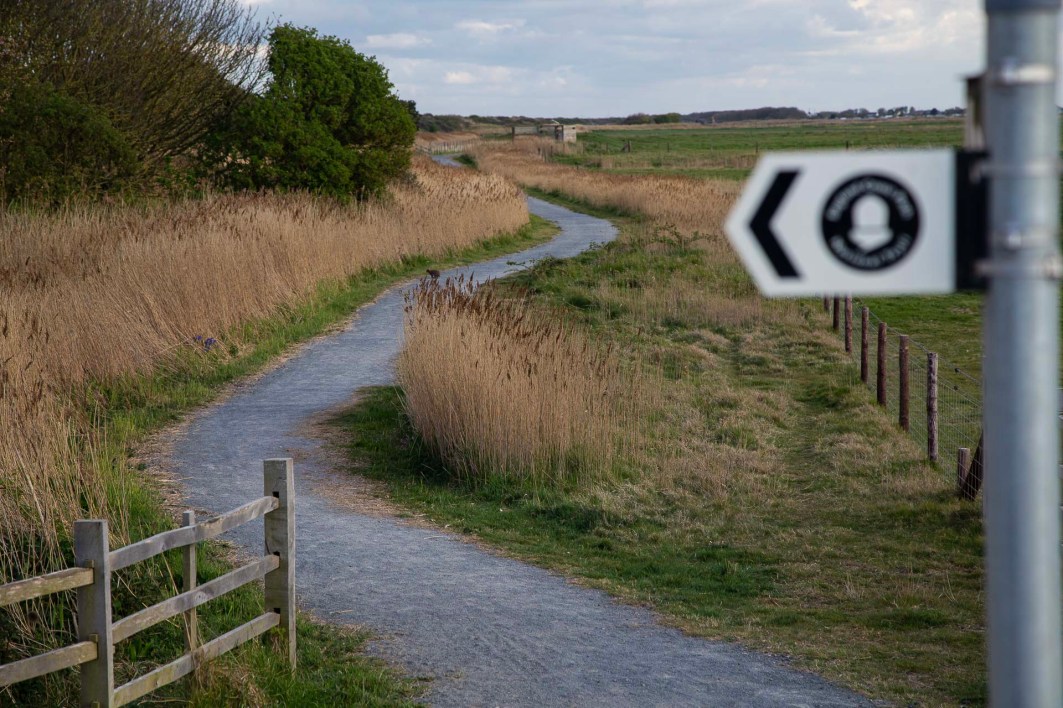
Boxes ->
[725,150,956,297]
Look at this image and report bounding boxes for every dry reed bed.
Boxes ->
[471,142,794,334]
[0,155,527,590]
[471,140,742,250]
[593,152,757,171]
[398,278,647,486]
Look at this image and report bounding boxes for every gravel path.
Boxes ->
[164,160,872,707]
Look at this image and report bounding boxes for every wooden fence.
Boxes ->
[0,458,296,706]
[825,296,985,498]
[415,139,481,155]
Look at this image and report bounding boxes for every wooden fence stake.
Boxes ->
[899,335,910,431]
[844,296,853,353]
[958,435,986,501]
[182,511,199,659]
[860,307,870,383]
[927,353,939,462]
[822,295,830,313]
[877,322,887,406]
[956,447,972,498]
[264,459,296,671]
[75,519,114,707]
[832,296,841,330]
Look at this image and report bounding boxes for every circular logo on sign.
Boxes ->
[821,174,920,271]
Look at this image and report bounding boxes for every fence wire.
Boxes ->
[829,298,983,473]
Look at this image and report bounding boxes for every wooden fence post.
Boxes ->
[956,447,972,498]
[877,322,887,406]
[264,459,296,671]
[844,296,853,353]
[182,511,199,659]
[927,353,939,462]
[899,335,910,431]
[832,296,840,330]
[822,295,830,313]
[860,307,870,383]
[958,435,985,501]
[75,520,114,707]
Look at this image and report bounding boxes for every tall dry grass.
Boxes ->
[470,141,794,332]
[0,156,526,659]
[397,278,647,486]
[471,140,741,251]
[1,156,526,385]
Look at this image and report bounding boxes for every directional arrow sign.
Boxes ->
[725,150,957,297]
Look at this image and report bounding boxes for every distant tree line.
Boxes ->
[425,105,966,133]
[418,114,474,132]
[683,107,808,123]
[0,1,415,205]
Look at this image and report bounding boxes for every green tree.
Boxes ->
[208,25,416,198]
[623,113,653,125]
[0,82,138,204]
[2,0,264,165]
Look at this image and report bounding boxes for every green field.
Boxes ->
[554,119,965,180]
[557,118,1063,430]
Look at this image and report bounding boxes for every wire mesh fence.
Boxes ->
[825,296,983,475]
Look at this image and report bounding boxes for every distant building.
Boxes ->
[533,120,579,142]
[556,124,579,142]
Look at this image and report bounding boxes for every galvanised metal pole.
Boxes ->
[982,0,1062,705]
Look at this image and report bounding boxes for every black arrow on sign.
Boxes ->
[750,170,800,278]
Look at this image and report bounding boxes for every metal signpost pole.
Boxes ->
[982,0,1062,705]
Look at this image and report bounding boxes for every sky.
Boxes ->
[241,0,989,117]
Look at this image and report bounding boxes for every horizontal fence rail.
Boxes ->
[0,459,296,706]
[114,612,280,706]
[415,139,482,155]
[0,567,94,608]
[109,496,279,572]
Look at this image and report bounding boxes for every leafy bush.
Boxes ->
[0,81,138,204]
[207,25,416,199]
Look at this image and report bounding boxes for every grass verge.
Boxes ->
[333,199,986,707]
[6,215,556,706]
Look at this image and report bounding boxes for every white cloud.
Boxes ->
[443,65,516,86]
[455,19,526,36]
[806,15,861,40]
[444,71,477,85]
[236,0,985,115]
[365,33,429,49]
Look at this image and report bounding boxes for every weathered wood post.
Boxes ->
[927,353,939,462]
[182,511,199,657]
[832,296,840,331]
[264,459,296,671]
[959,435,985,501]
[75,519,114,707]
[822,295,830,313]
[899,335,910,431]
[860,307,870,383]
[876,322,887,406]
[956,447,972,498]
[844,296,853,354]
